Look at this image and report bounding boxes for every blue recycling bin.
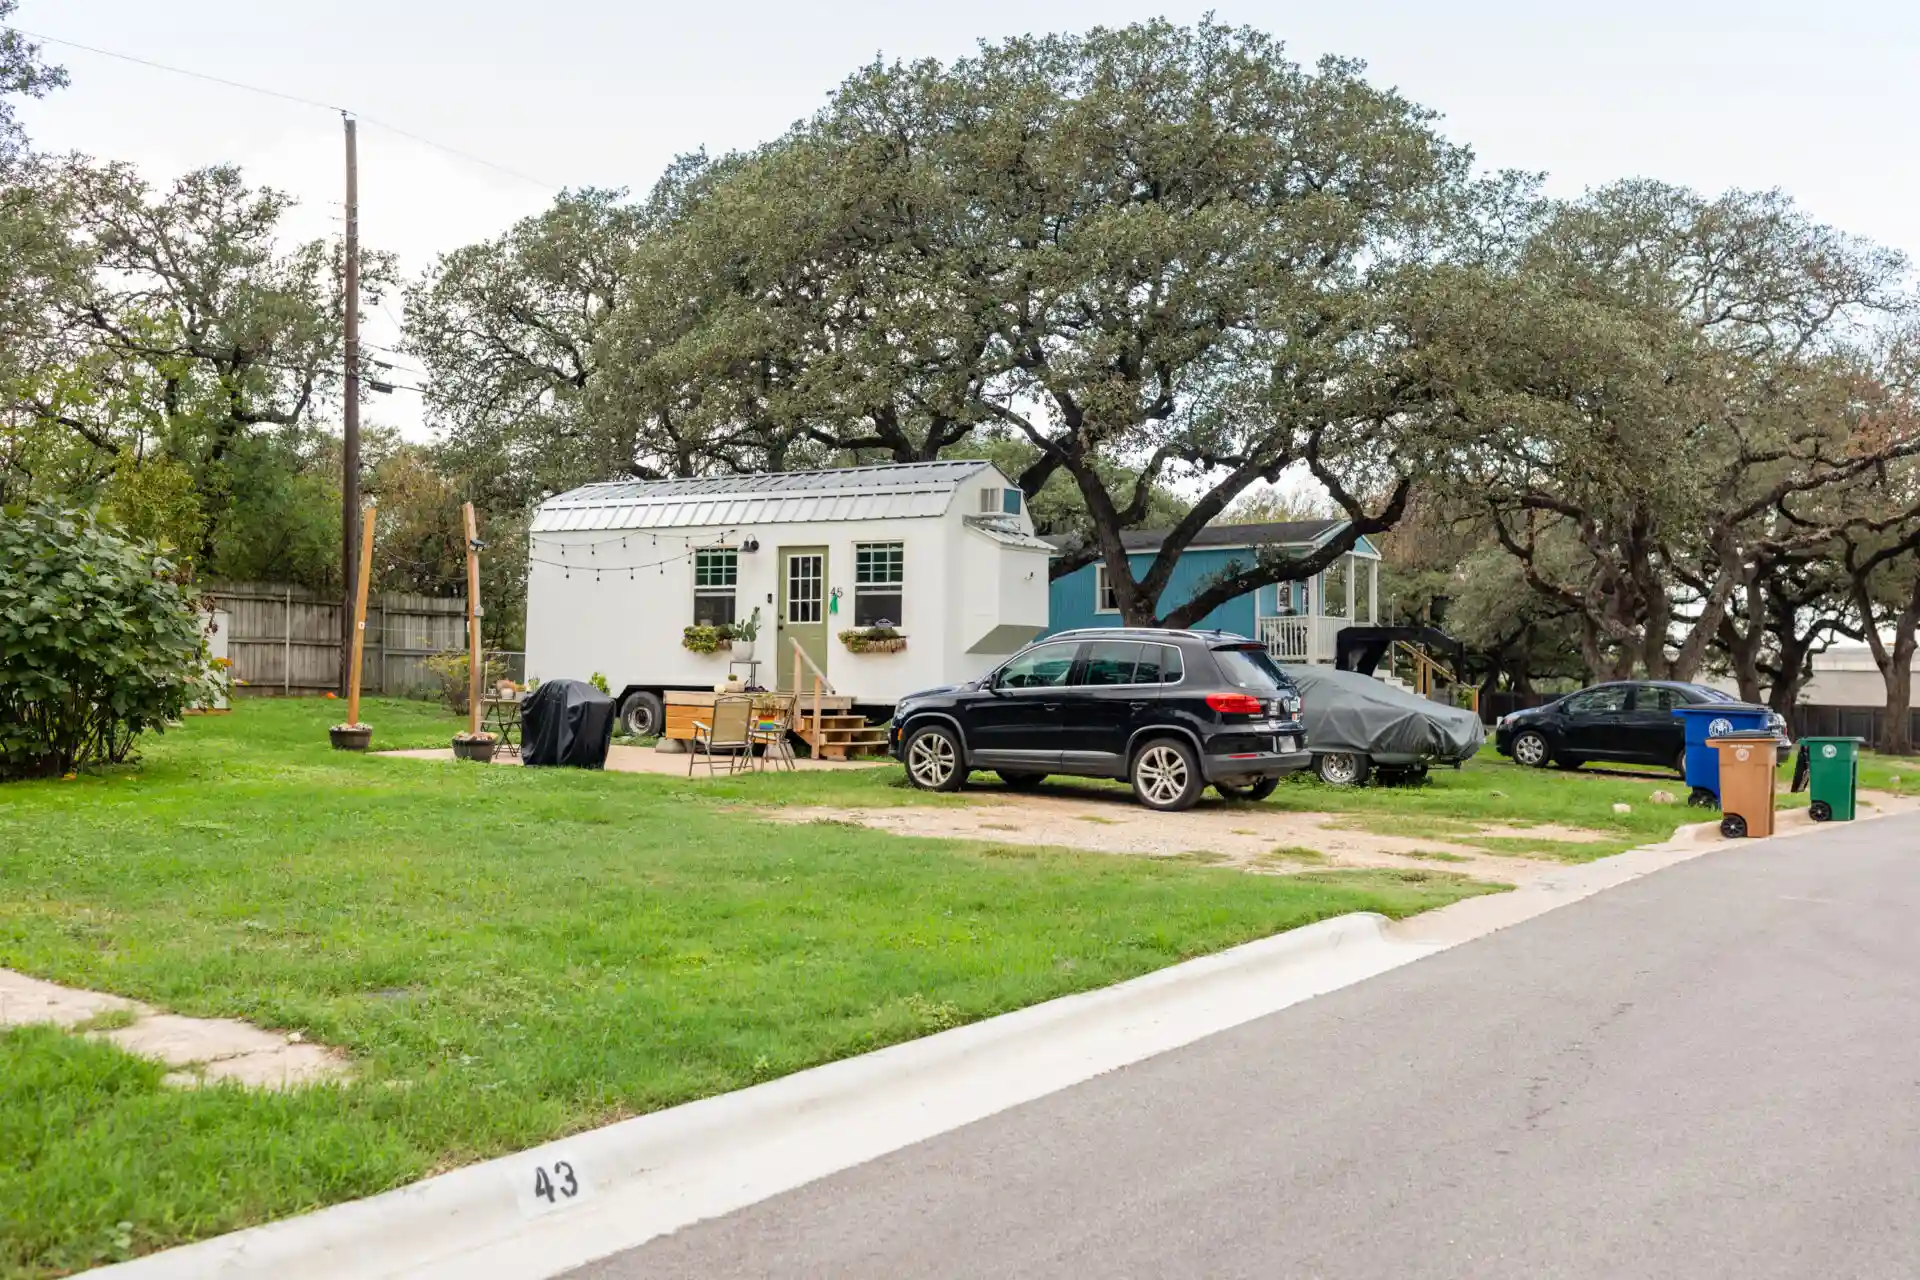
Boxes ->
[1673,703,1771,807]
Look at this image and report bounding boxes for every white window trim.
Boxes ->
[693,547,738,622]
[1094,564,1120,614]
[853,541,905,626]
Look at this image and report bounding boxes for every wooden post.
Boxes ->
[464,502,483,737]
[813,673,823,752]
[793,643,802,709]
[345,502,378,726]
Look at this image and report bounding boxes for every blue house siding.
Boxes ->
[1043,534,1378,636]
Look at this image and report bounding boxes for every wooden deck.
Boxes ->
[662,690,887,761]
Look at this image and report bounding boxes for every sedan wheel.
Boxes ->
[1314,752,1369,786]
[1131,739,1203,812]
[903,725,965,792]
[1511,730,1550,768]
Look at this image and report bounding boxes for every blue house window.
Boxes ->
[1094,564,1120,614]
[1002,488,1022,515]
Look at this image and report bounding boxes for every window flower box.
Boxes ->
[839,627,906,654]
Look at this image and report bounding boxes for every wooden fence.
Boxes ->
[205,581,469,697]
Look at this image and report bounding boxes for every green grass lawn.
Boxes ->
[0,699,1501,1278]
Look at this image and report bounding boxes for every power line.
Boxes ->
[12,26,561,191]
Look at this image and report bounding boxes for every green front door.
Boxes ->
[778,546,829,692]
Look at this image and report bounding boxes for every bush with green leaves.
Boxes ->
[0,504,213,779]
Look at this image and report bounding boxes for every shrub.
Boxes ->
[423,650,504,715]
[0,504,214,779]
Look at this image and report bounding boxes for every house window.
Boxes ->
[1094,564,1120,614]
[979,487,1022,516]
[854,542,904,627]
[693,548,737,627]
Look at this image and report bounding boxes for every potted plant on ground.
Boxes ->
[451,730,498,763]
[729,607,761,661]
[329,722,373,751]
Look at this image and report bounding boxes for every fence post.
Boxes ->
[283,588,292,696]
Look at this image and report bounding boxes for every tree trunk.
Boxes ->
[1880,656,1914,756]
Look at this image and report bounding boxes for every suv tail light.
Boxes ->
[1206,692,1264,715]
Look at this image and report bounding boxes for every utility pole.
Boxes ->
[339,111,361,694]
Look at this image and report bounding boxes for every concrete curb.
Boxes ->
[92,912,1432,1280]
[95,804,1909,1280]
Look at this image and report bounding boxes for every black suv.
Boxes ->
[888,629,1310,811]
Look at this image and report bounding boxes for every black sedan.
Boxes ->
[1494,681,1789,773]
[888,628,1312,811]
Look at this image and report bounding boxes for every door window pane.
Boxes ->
[1567,686,1628,714]
[1635,685,1682,712]
[786,554,823,624]
[1078,642,1145,686]
[996,644,1075,689]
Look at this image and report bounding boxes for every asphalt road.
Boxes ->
[569,815,1920,1280]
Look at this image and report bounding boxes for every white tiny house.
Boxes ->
[524,461,1054,736]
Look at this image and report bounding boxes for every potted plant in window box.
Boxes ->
[682,624,727,655]
[729,607,761,661]
[839,625,907,654]
[451,730,498,763]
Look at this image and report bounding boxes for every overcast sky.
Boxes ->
[17,0,1920,439]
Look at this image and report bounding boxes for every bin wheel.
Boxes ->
[1720,814,1747,839]
[1688,787,1718,809]
[1809,800,1832,823]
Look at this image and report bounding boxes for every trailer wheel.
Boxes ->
[619,691,664,738]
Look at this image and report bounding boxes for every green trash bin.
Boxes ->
[1797,736,1864,822]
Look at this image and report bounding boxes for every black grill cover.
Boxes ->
[520,679,615,769]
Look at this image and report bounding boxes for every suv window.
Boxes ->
[995,643,1075,690]
[1141,643,1183,684]
[1213,645,1289,693]
[1634,684,1683,712]
[1566,686,1629,715]
[1078,641,1147,687]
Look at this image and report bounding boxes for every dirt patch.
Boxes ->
[1469,822,1612,843]
[0,969,348,1089]
[766,792,1563,884]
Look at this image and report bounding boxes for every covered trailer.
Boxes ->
[525,461,1054,744]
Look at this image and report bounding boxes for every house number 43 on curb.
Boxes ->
[512,1155,591,1217]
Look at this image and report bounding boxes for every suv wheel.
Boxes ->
[903,723,966,792]
[619,691,664,738]
[997,771,1046,790]
[1314,752,1370,786]
[1510,729,1550,768]
[1130,738,1203,811]
[1215,775,1279,802]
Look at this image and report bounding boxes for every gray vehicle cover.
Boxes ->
[1282,665,1486,764]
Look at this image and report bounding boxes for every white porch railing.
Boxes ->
[1257,615,1348,665]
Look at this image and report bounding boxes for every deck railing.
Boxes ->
[1256,615,1347,665]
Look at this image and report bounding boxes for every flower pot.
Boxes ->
[730,638,756,661]
[451,737,498,763]
[329,724,373,752]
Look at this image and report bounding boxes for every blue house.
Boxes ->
[1045,520,1383,664]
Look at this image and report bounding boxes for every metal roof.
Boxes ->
[962,515,1055,552]
[1042,519,1380,558]
[530,460,998,533]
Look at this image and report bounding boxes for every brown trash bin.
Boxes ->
[1709,732,1779,839]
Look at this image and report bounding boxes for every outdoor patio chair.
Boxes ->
[689,694,755,776]
[748,693,798,772]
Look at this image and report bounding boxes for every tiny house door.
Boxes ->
[778,547,829,691]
